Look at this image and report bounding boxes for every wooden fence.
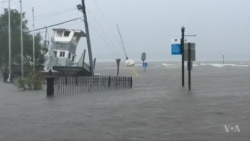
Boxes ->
[54,75,132,95]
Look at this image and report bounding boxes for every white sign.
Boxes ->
[224,124,240,133]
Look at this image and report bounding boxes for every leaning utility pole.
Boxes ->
[80,0,94,75]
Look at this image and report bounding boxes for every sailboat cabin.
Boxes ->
[52,29,86,66]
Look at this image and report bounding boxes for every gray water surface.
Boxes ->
[0,62,250,140]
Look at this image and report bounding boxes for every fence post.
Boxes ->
[75,75,78,85]
[108,76,111,87]
[46,71,55,97]
[46,77,55,97]
[115,76,118,88]
[65,75,68,85]
[130,77,133,88]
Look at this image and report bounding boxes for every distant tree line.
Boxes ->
[0,9,46,75]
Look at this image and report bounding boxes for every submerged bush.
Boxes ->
[32,72,44,90]
[16,71,44,90]
[17,77,27,90]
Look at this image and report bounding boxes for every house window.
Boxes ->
[68,53,71,59]
[56,31,63,37]
[64,31,70,37]
[54,51,57,57]
[60,51,65,57]
[72,56,75,61]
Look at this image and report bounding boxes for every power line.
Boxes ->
[0,0,13,3]
[93,0,124,53]
[26,7,76,22]
[25,17,82,33]
[91,28,118,58]
[86,9,122,58]
[87,18,119,58]
[86,17,119,58]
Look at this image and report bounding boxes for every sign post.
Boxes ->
[116,58,121,76]
[185,42,195,90]
[181,27,185,87]
[188,43,192,90]
[141,52,146,62]
[184,43,196,61]
[143,62,148,71]
[141,52,147,71]
[171,27,196,90]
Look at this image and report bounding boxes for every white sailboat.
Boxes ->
[116,24,135,67]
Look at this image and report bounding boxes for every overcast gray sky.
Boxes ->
[1,0,250,62]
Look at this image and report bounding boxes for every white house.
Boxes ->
[50,28,86,66]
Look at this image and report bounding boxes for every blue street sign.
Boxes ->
[171,44,181,55]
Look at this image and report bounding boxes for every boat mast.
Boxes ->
[116,24,128,60]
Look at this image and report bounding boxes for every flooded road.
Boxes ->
[0,62,250,140]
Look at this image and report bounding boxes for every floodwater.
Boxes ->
[0,62,250,140]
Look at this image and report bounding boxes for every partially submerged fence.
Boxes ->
[54,75,133,95]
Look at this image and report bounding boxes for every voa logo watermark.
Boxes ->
[224,124,240,133]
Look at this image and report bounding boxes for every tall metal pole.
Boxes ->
[8,0,11,81]
[32,7,36,72]
[20,0,24,78]
[116,58,121,76]
[181,26,185,87]
[188,43,191,90]
[32,7,35,72]
[81,0,94,75]
[44,27,48,52]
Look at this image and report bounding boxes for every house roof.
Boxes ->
[52,28,86,37]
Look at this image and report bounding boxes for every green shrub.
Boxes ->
[17,77,27,90]
[32,72,44,90]
[16,71,44,90]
